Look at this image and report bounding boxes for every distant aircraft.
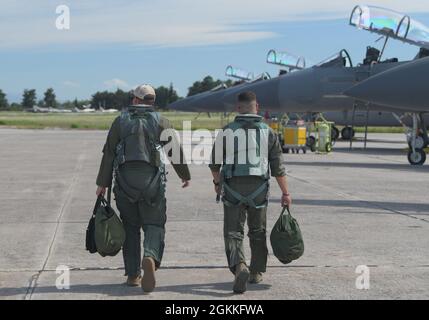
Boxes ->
[99,107,119,113]
[73,105,96,113]
[32,106,50,113]
[32,106,72,113]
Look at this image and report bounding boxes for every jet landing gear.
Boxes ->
[331,126,340,141]
[407,134,428,150]
[406,113,428,166]
[408,149,426,166]
[341,126,355,140]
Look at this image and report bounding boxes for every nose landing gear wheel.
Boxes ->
[408,135,428,150]
[408,149,426,166]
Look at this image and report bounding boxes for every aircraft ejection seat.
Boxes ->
[363,46,380,65]
[417,48,429,59]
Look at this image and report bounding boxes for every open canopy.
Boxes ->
[266,49,306,69]
[316,49,353,68]
[210,84,228,92]
[250,72,271,83]
[225,66,254,81]
[350,5,429,49]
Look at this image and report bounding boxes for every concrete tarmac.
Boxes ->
[0,128,428,300]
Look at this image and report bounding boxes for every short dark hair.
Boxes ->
[237,91,257,103]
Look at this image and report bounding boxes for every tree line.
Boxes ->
[0,76,229,111]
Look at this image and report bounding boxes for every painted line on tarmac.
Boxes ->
[286,172,429,224]
[3,264,429,274]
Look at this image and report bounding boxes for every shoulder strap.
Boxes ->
[145,112,161,142]
[118,111,130,140]
[107,187,112,205]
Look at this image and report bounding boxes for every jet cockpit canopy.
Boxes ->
[316,49,353,68]
[250,72,271,83]
[266,49,306,70]
[350,5,429,49]
[225,66,254,81]
[210,83,228,92]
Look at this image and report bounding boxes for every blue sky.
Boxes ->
[1,0,428,103]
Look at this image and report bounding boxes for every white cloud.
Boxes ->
[103,78,130,89]
[0,0,428,49]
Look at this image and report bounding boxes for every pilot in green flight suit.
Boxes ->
[96,84,191,293]
[209,91,292,294]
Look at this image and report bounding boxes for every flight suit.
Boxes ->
[209,114,285,274]
[96,106,190,277]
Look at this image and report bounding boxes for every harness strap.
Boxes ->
[115,168,163,206]
[222,180,269,209]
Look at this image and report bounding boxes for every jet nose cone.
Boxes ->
[167,100,182,111]
[168,98,195,112]
[344,57,429,110]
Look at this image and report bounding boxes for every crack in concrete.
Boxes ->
[23,149,87,300]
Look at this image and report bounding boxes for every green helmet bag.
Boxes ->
[270,206,304,264]
[94,196,125,257]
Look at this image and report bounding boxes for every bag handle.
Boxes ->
[92,196,103,216]
[281,206,291,216]
[279,206,291,230]
[93,189,112,217]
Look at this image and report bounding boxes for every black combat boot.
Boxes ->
[141,257,156,293]
[233,263,250,294]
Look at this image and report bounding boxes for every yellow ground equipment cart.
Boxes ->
[267,116,280,133]
[281,121,307,154]
[308,120,334,153]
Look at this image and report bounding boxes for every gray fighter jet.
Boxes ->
[168,5,429,164]
[170,7,426,113]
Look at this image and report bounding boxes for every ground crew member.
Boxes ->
[209,91,292,294]
[96,84,191,293]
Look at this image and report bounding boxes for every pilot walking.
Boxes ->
[209,91,292,294]
[96,84,191,292]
